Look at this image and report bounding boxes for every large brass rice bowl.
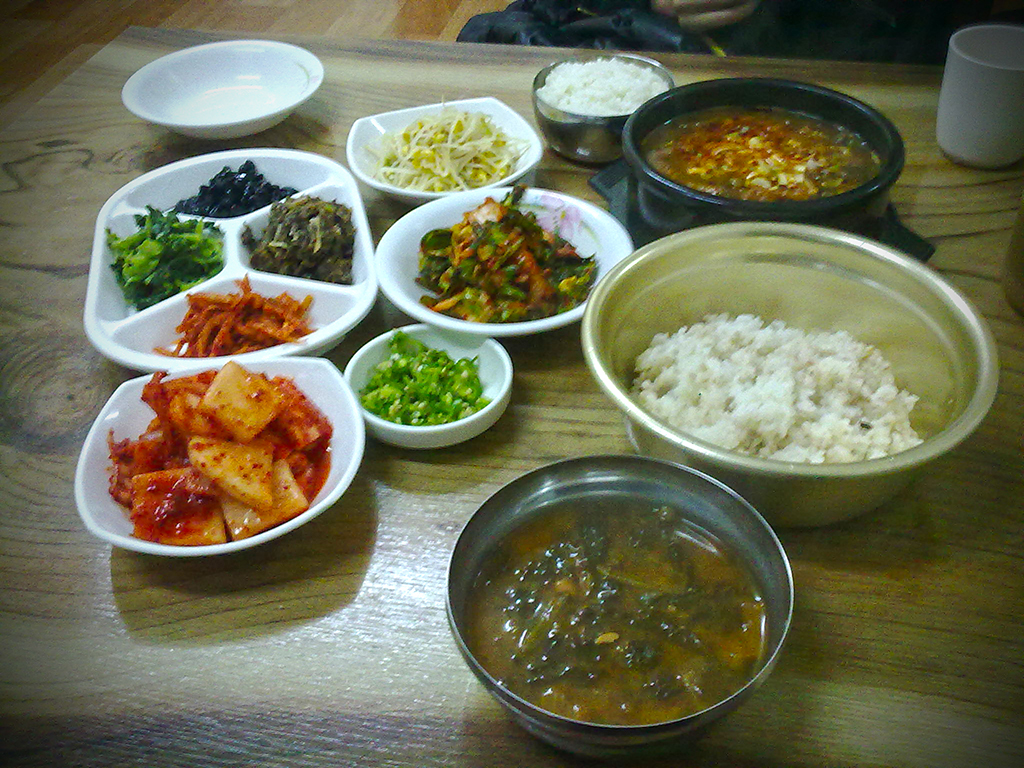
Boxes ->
[581,222,999,527]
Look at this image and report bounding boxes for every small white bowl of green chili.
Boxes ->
[344,324,512,449]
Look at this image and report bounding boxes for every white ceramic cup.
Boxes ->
[936,23,1024,169]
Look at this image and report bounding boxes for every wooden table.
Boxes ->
[1,27,1022,768]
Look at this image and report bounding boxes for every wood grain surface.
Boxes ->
[1,25,1023,768]
[0,0,496,121]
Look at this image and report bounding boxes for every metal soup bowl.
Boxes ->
[581,222,999,527]
[447,455,793,758]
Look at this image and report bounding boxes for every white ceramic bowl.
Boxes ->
[345,97,544,206]
[121,40,324,139]
[84,148,377,373]
[375,186,634,337]
[74,358,365,556]
[344,324,513,449]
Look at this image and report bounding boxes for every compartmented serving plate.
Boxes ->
[84,148,377,372]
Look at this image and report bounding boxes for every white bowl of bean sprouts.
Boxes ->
[345,97,544,206]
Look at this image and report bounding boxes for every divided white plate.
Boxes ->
[84,148,377,373]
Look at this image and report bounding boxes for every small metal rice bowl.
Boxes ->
[447,455,793,758]
[581,222,1000,527]
[532,53,674,165]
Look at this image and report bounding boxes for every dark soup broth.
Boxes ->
[642,106,881,202]
[463,497,767,726]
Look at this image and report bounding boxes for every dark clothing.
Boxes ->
[457,0,700,53]
[457,1,1024,64]
[717,0,1005,64]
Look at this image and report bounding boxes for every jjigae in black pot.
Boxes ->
[620,78,905,238]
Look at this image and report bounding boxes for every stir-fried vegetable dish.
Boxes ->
[108,206,224,310]
[464,498,767,725]
[417,186,596,323]
[359,331,490,426]
[369,109,526,192]
[642,106,882,202]
[107,361,332,546]
[243,195,356,285]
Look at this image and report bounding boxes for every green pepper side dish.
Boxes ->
[417,185,596,323]
[359,331,491,426]
[107,206,225,310]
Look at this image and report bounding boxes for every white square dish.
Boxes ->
[345,97,544,206]
[74,357,365,556]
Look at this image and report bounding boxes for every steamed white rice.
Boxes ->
[536,57,670,117]
[632,314,922,464]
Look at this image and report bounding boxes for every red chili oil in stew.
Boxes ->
[642,106,882,202]
[463,498,767,726]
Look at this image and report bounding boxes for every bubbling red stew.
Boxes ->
[642,106,882,202]
[463,498,767,726]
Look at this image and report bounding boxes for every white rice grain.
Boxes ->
[631,314,922,464]
[536,58,670,117]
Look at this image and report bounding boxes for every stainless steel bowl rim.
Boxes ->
[446,453,794,732]
[582,222,1001,479]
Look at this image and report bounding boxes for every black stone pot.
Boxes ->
[620,78,906,238]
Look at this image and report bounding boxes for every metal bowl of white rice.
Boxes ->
[581,222,999,527]
[532,53,673,164]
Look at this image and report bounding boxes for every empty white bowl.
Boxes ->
[345,97,544,206]
[344,324,513,449]
[121,40,324,139]
[375,186,634,336]
[74,358,365,556]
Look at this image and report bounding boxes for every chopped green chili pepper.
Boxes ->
[359,331,491,426]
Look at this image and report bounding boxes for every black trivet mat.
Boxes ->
[589,159,935,262]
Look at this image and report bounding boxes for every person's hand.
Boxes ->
[651,0,760,32]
